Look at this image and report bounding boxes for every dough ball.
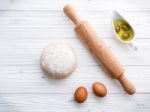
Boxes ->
[41,43,77,79]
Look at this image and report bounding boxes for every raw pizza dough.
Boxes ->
[41,43,77,79]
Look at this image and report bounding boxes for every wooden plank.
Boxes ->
[0,10,149,39]
[1,25,150,39]
[0,38,150,66]
[0,10,149,25]
[0,65,150,94]
[0,93,150,112]
[0,0,150,10]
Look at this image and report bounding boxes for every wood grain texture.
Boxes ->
[0,0,150,112]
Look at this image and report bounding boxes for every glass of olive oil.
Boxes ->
[112,11,138,50]
[114,19,134,42]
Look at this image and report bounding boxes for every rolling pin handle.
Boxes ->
[63,4,81,25]
[118,75,136,95]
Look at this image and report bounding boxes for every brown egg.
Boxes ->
[74,86,88,103]
[92,82,107,97]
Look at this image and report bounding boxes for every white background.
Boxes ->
[0,0,150,112]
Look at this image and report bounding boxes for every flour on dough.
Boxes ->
[41,43,77,79]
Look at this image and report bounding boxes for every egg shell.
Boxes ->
[92,82,107,97]
[74,86,88,103]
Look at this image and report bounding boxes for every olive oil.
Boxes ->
[114,19,134,41]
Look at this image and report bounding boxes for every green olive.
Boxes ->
[122,32,130,39]
[114,19,134,41]
[115,25,121,33]
[121,24,129,31]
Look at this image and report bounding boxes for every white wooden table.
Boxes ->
[0,0,150,112]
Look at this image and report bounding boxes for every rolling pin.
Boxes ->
[63,4,136,95]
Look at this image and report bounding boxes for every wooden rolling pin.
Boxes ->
[63,4,135,95]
